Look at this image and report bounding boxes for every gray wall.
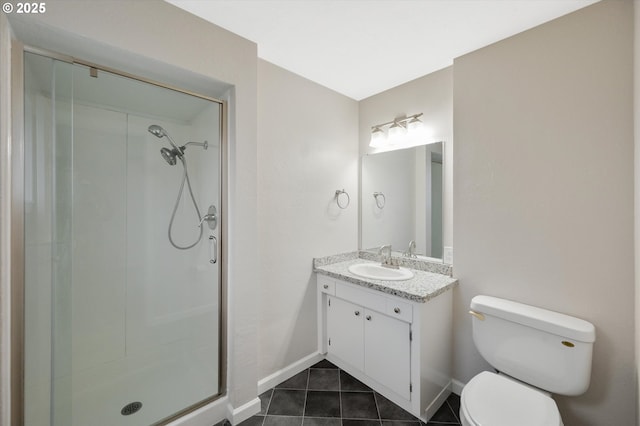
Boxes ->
[453,1,635,424]
[257,59,358,379]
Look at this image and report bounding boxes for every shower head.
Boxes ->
[148,124,166,138]
[148,124,181,152]
[149,125,206,167]
[160,147,178,166]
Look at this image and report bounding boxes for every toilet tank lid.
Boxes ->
[471,295,596,343]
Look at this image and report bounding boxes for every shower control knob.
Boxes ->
[354,311,360,316]
[199,205,218,230]
[366,315,372,321]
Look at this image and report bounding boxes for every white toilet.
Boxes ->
[460,295,596,426]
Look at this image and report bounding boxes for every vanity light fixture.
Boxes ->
[369,126,386,148]
[368,113,424,148]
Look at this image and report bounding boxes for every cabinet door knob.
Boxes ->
[354,311,360,316]
[394,307,401,314]
[366,315,372,321]
[323,284,329,289]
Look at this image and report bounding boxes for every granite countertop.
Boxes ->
[313,252,458,303]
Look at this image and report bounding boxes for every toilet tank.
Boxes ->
[470,295,595,396]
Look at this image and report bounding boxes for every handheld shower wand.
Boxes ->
[148,124,181,151]
[147,124,208,250]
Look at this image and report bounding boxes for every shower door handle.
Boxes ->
[209,235,217,264]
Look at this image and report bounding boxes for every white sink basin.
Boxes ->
[347,263,414,281]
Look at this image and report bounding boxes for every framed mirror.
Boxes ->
[360,142,444,260]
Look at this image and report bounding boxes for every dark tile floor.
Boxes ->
[234,359,461,426]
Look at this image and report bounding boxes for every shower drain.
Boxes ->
[121,401,142,416]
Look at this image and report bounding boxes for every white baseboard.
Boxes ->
[228,397,261,425]
[258,352,324,395]
[451,378,465,395]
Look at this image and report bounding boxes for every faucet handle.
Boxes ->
[403,240,417,258]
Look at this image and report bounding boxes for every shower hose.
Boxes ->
[168,155,203,250]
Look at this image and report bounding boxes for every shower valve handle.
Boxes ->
[199,205,218,230]
[198,214,215,226]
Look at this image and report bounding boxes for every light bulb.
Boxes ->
[369,127,386,147]
[407,116,424,134]
[407,116,426,144]
[387,121,405,145]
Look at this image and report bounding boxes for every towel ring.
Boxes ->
[335,189,350,209]
[373,192,386,209]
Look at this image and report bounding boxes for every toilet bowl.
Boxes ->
[461,295,595,426]
[459,371,563,426]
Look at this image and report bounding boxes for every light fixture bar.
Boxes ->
[370,113,423,130]
[368,112,427,149]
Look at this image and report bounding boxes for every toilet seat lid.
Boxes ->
[461,371,561,426]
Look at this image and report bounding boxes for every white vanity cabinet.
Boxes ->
[326,296,365,371]
[326,296,411,399]
[362,306,411,399]
[317,273,453,422]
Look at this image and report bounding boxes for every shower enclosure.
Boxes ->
[22,50,225,425]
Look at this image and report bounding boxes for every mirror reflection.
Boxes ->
[361,142,444,260]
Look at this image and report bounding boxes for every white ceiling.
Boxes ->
[165,0,599,100]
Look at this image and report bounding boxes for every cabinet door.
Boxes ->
[364,310,411,399]
[327,296,364,371]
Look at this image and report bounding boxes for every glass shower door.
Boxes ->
[23,51,74,426]
[23,51,223,426]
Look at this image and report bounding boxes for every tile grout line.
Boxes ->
[446,399,461,425]
[260,388,273,426]
[339,369,343,426]
[301,368,310,425]
[373,392,383,426]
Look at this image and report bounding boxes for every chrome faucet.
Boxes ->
[403,240,417,258]
[378,244,399,269]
